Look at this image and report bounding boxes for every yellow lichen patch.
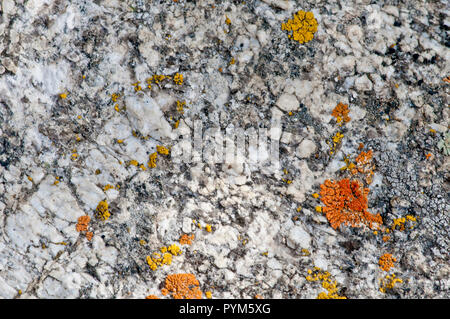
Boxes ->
[148,152,158,168]
[173,72,183,85]
[156,145,170,155]
[225,15,231,25]
[205,224,212,233]
[111,93,120,102]
[146,74,171,89]
[229,57,236,65]
[301,248,311,256]
[132,81,142,92]
[332,132,344,144]
[281,10,318,44]
[129,159,139,167]
[53,176,60,186]
[205,291,212,299]
[340,154,356,172]
[391,215,418,231]
[146,255,158,271]
[59,92,68,99]
[327,132,344,156]
[96,200,110,221]
[146,244,182,271]
[305,268,346,299]
[176,100,186,114]
[71,149,78,161]
[379,274,403,293]
[312,193,319,199]
[168,243,182,256]
[379,253,397,272]
[103,184,115,192]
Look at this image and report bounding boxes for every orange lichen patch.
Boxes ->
[145,295,159,299]
[382,235,390,242]
[443,76,450,83]
[85,231,93,241]
[425,153,432,160]
[319,178,382,230]
[331,102,351,125]
[76,215,91,232]
[379,253,397,272]
[76,216,93,241]
[355,150,373,166]
[163,274,202,299]
[161,288,169,296]
[282,10,318,44]
[351,149,375,184]
[179,234,195,245]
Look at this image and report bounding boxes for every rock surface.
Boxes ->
[0,0,449,299]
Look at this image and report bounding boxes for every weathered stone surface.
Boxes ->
[0,0,448,300]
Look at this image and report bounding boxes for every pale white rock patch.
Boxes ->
[296,139,317,158]
[276,93,299,112]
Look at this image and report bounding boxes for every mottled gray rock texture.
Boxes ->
[0,0,449,299]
